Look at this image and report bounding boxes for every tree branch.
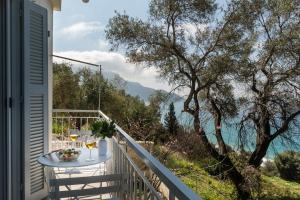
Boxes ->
[208,90,228,155]
[251,73,260,94]
[195,7,236,67]
[271,110,300,140]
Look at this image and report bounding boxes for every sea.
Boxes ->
[160,100,300,159]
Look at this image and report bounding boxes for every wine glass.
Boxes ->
[70,133,79,149]
[85,137,96,161]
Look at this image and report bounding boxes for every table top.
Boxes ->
[37,148,111,168]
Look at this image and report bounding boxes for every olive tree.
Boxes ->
[236,0,300,167]
[106,0,300,199]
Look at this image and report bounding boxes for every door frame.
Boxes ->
[2,0,24,199]
[0,0,8,199]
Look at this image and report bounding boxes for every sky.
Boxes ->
[53,0,172,91]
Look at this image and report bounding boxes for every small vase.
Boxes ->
[98,138,107,156]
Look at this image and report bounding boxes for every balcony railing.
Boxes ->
[51,109,201,200]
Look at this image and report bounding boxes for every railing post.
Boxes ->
[112,138,117,199]
[143,180,147,200]
[130,165,133,199]
[134,171,137,200]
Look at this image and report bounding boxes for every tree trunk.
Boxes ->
[248,134,270,167]
[249,116,271,167]
[193,116,252,199]
[210,99,228,155]
[226,165,251,200]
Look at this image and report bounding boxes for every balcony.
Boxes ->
[47,109,201,200]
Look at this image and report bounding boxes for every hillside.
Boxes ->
[102,71,182,103]
[153,147,300,200]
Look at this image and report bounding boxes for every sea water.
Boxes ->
[161,100,300,159]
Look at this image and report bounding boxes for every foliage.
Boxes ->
[153,145,300,200]
[52,121,68,134]
[52,121,69,139]
[106,0,300,198]
[260,176,300,200]
[275,151,300,183]
[261,160,279,177]
[164,102,180,136]
[53,63,164,142]
[53,63,80,109]
[91,120,116,139]
[228,151,251,172]
[168,132,209,160]
[235,0,300,168]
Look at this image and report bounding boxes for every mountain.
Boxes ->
[125,81,157,102]
[102,71,182,103]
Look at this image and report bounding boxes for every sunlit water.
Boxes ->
[161,100,300,159]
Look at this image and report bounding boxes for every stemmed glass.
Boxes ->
[70,133,79,149]
[85,136,96,162]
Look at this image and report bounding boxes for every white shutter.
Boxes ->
[23,2,48,200]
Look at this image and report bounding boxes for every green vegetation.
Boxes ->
[261,160,279,177]
[153,146,300,200]
[275,151,300,183]
[53,63,163,142]
[261,176,300,200]
[91,120,115,139]
[106,0,300,198]
[53,61,300,199]
[163,153,236,200]
[164,102,180,136]
[54,4,300,195]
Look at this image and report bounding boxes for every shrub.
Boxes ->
[170,133,210,160]
[200,157,227,179]
[274,151,300,183]
[261,160,279,177]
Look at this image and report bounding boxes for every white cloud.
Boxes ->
[181,23,207,37]
[53,50,171,91]
[98,40,109,50]
[59,21,103,39]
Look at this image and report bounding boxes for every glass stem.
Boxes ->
[89,149,92,159]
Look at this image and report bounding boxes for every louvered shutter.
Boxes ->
[23,2,48,200]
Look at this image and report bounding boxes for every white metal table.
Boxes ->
[38,148,111,168]
[38,148,112,199]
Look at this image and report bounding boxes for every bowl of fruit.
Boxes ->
[56,148,81,162]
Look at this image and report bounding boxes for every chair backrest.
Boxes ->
[76,130,92,142]
[69,129,79,136]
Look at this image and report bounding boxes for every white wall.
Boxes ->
[31,0,53,151]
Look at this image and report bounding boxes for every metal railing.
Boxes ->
[52,109,100,150]
[51,109,201,200]
[112,137,162,199]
